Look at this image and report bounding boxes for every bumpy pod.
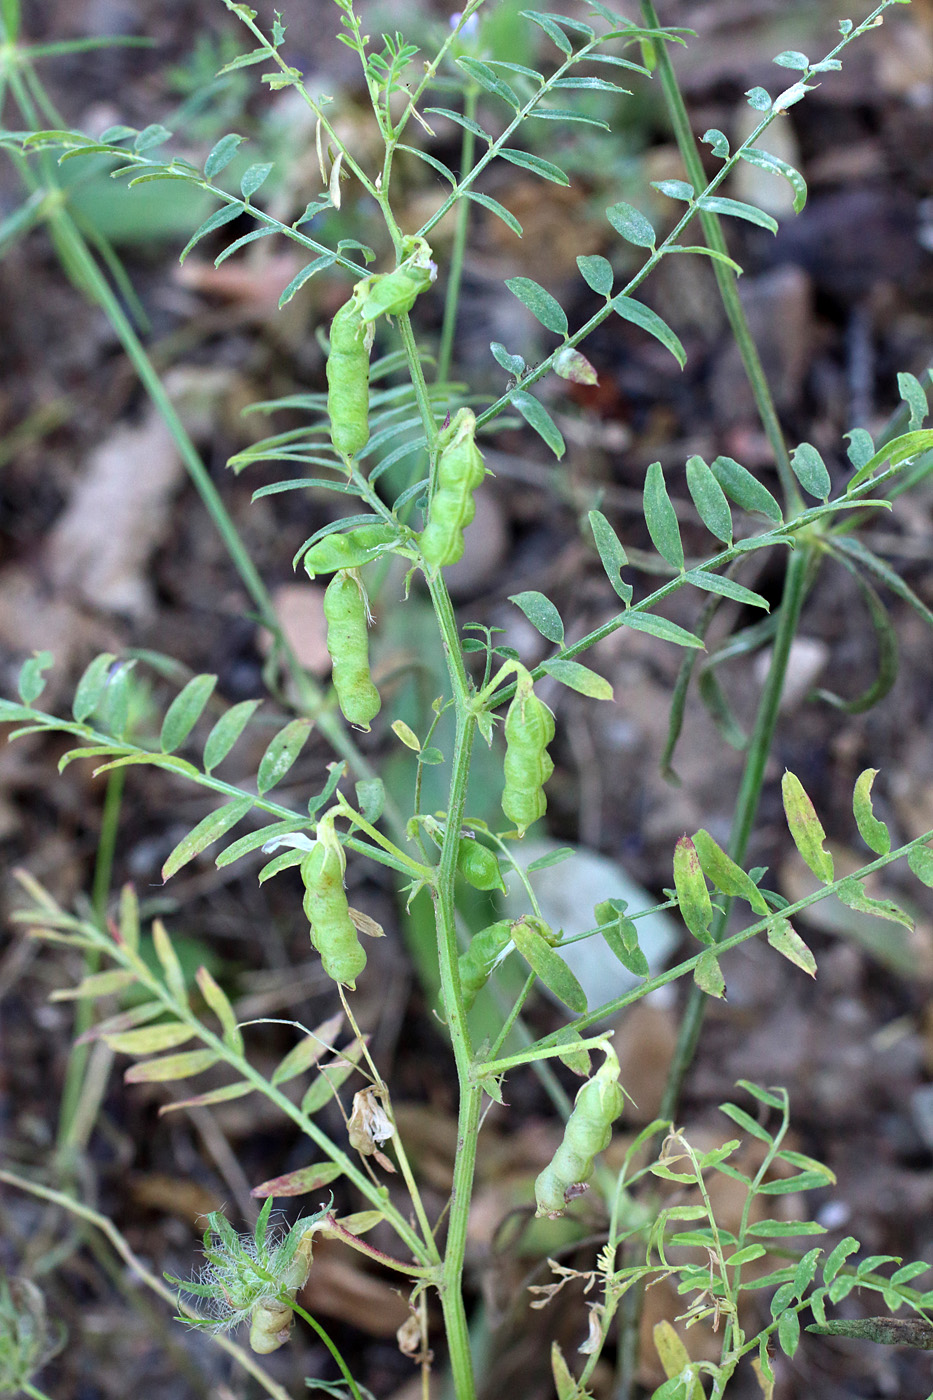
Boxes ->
[458,919,513,1012]
[301,814,366,988]
[420,408,486,568]
[502,670,555,837]
[303,523,398,579]
[323,570,381,729]
[326,293,371,459]
[534,1044,625,1218]
[456,835,505,892]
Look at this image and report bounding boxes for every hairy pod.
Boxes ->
[501,670,555,837]
[326,293,371,459]
[420,408,486,568]
[323,570,381,729]
[534,1044,625,1218]
[301,814,366,988]
[456,835,505,892]
[457,919,513,1012]
[303,522,398,579]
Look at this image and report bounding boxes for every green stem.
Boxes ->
[422,569,481,1400]
[639,0,799,511]
[289,1302,364,1400]
[658,542,812,1124]
[436,86,477,385]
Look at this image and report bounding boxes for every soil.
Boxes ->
[1,3,933,1399]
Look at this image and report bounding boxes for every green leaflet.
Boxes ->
[257,718,314,794]
[685,455,733,544]
[72,651,116,723]
[692,829,769,915]
[781,772,834,884]
[162,797,254,881]
[511,920,587,1013]
[694,947,725,998]
[673,835,713,943]
[767,918,816,977]
[851,768,890,855]
[509,590,564,645]
[124,1048,221,1082]
[160,674,217,753]
[643,461,684,570]
[202,699,262,773]
[510,389,565,458]
[505,276,568,336]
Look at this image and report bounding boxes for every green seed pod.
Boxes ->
[457,919,513,1012]
[323,569,381,729]
[456,835,505,892]
[326,293,371,459]
[303,523,398,579]
[358,236,436,322]
[301,813,367,988]
[420,407,486,569]
[502,669,555,837]
[534,1044,625,1218]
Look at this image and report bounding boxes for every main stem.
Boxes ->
[426,571,481,1400]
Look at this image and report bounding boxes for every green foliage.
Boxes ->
[3,1,933,1397]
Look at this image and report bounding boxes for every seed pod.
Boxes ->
[301,812,367,988]
[358,236,436,323]
[250,1297,294,1354]
[502,668,555,837]
[457,919,513,1012]
[457,835,505,892]
[326,293,372,459]
[534,1043,625,1218]
[420,408,486,569]
[323,570,381,729]
[303,522,398,579]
